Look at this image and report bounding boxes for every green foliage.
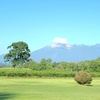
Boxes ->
[39,58,52,70]
[89,60,100,72]
[74,71,92,85]
[0,68,100,78]
[6,56,100,74]
[4,41,30,67]
[26,58,53,70]
[2,56,100,78]
[0,68,75,77]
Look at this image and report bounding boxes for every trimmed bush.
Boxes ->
[74,71,92,85]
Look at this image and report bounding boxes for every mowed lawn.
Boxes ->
[0,77,100,100]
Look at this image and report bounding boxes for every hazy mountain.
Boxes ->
[0,54,5,63]
[31,43,100,62]
[0,54,10,67]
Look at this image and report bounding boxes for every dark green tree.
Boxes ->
[4,41,31,67]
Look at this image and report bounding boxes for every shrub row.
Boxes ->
[0,68,75,77]
[0,68,100,77]
[89,72,100,77]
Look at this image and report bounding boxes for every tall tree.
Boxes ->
[4,41,31,67]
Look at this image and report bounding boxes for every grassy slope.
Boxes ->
[0,77,100,100]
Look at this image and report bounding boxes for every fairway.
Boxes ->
[0,78,100,100]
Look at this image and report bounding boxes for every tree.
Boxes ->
[89,60,100,72]
[28,60,38,70]
[4,41,31,67]
[38,58,52,70]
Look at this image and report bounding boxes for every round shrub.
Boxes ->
[74,71,92,85]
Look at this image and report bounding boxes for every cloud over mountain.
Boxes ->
[52,37,67,44]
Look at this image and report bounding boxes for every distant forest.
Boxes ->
[1,57,100,73]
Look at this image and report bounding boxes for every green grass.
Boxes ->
[0,77,100,100]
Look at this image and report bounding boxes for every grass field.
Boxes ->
[0,77,100,100]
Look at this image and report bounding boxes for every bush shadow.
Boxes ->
[0,93,17,100]
[86,84,93,86]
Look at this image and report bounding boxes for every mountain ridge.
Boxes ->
[30,43,100,62]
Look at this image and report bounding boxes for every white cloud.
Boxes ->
[52,37,67,44]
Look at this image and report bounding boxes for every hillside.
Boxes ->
[31,43,100,62]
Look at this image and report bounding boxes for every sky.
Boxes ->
[0,0,100,54]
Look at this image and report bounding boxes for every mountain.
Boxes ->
[0,54,5,63]
[31,43,100,62]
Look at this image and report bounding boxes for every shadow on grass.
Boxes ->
[86,84,93,86]
[0,93,17,100]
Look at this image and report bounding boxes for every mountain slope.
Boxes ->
[31,43,100,62]
[0,54,5,63]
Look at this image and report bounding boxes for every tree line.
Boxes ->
[19,57,100,73]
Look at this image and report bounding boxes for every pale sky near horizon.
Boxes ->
[0,0,100,54]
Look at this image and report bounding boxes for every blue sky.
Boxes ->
[0,0,100,54]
